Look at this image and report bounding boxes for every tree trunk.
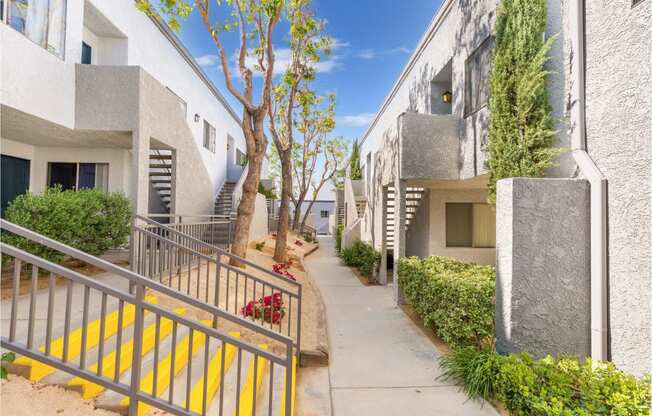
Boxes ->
[229,111,265,267]
[273,149,292,262]
[300,198,318,235]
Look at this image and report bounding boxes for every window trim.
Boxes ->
[464,35,493,118]
[203,120,216,153]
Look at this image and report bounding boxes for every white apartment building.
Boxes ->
[0,0,248,217]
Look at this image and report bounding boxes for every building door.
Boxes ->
[1,154,30,216]
[48,162,77,190]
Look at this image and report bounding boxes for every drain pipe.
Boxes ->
[569,0,609,362]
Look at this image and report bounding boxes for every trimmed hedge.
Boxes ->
[341,240,380,278]
[335,224,344,253]
[3,187,131,263]
[398,256,495,349]
[441,347,652,416]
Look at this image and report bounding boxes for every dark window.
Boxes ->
[236,149,247,166]
[1,154,30,216]
[81,41,92,64]
[321,210,329,218]
[48,162,77,190]
[203,120,216,152]
[445,202,496,248]
[633,0,646,6]
[464,37,493,117]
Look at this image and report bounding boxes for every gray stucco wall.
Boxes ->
[581,0,652,376]
[76,65,216,216]
[496,178,591,358]
[405,190,430,258]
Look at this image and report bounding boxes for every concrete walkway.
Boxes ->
[303,237,498,416]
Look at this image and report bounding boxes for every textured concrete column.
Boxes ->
[496,178,591,358]
[378,186,389,285]
[393,180,407,305]
[131,127,150,217]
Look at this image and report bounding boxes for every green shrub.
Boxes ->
[348,141,362,180]
[486,0,562,203]
[255,241,266,251]
[340,240,380,277]
[3,187,131,263]
[258,183,277,199]
[398,256,495,348]
[303,232,314,243]
[440,347,652,416]
[335,224,344,253]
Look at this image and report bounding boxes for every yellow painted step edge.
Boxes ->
[14,295,158,382]
[279,356,297,416]
[68,307,186,399]
[184,332,240,414]
[234,344,269,416]
[121,319,212,416]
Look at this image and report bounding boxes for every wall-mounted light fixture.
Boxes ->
[194,113,200,122]
[442,91,452,104]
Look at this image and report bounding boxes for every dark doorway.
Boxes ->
[82,41,92,65]
[48,162,77,190]
[1,154,31,216]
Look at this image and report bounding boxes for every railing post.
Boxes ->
[213,252,221,329]
[296,285,302,359]
[284,339,294,416]
[128,282,145,416]
[129,217,137,295]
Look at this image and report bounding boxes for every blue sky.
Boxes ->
[175,0,442,197]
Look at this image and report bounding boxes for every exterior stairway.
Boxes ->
[1,219,299,416]
[214,182,236,217]
[385,186,425,248]
[150,149,174,211]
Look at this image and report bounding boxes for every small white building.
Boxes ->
[1,0,249,217]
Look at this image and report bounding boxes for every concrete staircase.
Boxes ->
[385,186,425,247]
[8,293,296,416]
[149,149,173,211]
[214,182,236,216]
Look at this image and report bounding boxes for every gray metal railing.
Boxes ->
[0,219,294,416]
[132,215,302,353]
[268,216,317,242]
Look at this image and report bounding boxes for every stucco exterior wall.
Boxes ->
[248,193,269,242]
[581,0,652,376]
[495,178,591,359]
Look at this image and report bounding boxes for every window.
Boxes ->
[48,162,108,192]
[203,120,216,153]
[633,0,646,6]
[320,210,329,218]
[445,203,495,248]
[464,37,493,117]
[236,149,247,166]
[6,0,67,58]
[81,41,92,64]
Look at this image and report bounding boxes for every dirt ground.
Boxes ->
[0,377,118,416]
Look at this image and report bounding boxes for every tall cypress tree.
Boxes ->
[349,140,362,180]
[486,0,560,203]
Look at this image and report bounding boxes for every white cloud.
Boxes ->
[336,112,376,127]
[330,38,350,50]
[357,49,377,60]
[196,54,220,67]
[389,46,411,54]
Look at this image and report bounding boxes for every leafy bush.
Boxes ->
[440,347,652,416]
[335,224,344,254]
[258,183,277,199]
[348,140,362,180]
[303,232,314,243]
[3,187,131,263]
[340,240,380,278]
[255,241,265,251]
[398,256,495,348]
[486,0,562,203]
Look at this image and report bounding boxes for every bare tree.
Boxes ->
[137,0,282,267]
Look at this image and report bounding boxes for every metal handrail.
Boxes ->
[0,219,294,416]
[136,215,300,288]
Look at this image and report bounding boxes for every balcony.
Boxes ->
[398,112,460,181]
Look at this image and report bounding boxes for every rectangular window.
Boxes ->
[203,120,216,153]
[464,36,493,117]
[48,162,108,191]
[236,149,247,166]
[81,41,92,64]
[7,0,67,58]
[446,202,495,248]
[321,210,329,218]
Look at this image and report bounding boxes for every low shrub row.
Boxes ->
[3,187,131,263]
[398,256,495,349]
[340,240,380,278]
[440,347,652,416]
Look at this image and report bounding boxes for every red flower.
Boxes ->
[242,292,286,324]
[294,240,304,246]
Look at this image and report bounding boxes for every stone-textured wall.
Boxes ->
[496,178,591,358]
[248,193,269,242]
[582,0,652,376]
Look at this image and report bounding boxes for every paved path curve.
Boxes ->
[303,237,498,416]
